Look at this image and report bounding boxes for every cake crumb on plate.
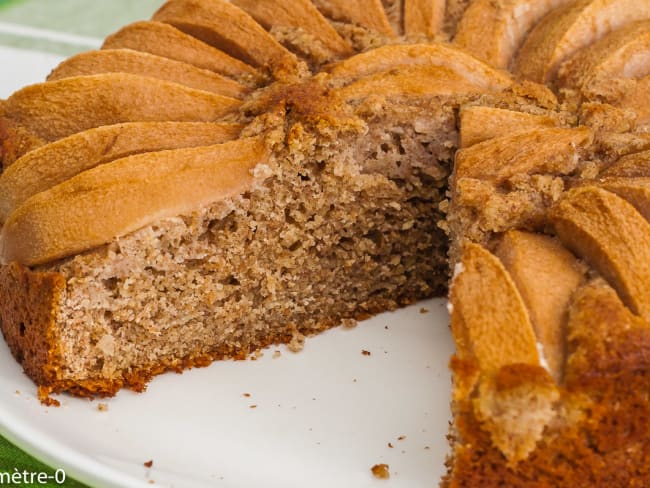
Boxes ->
[342,318,357,328]
[371,463,390,479]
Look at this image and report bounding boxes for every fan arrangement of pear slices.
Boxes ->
[2,0,650,485]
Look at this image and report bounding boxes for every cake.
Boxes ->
[1,0,650,485]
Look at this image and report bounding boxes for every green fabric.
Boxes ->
[0,3,165,485]
[0,436,86,487]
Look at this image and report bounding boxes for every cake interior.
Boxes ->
[19,94,459,394]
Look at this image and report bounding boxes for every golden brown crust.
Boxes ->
[327,43,513,89]
[0,262,65,388]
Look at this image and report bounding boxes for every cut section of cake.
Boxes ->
[1,0,650,486]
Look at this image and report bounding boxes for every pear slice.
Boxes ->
[450,243,540,372]
[334,65,501,101]
[404,0,445,38]
[597,177,650,222]
[558,20,650,90]
[0,122,242,223]
[0,137,268,267]
[152,0,302,79]
[459,106,559,148]
[231,0,352,57]
[327,43,512,89]
[495,230,585,381]
[102,21,261,84]
[311,0,395,37]
[381,0,403,35]
[47,49,248,99]
[564,278,650,386]
[454,0,571,69]
[513,0,650,83]
[1,73,241,148]
[454,127,593,182]
[602,149,650,177]
[551,186,650,321]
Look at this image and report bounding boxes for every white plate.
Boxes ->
[0,48,455,488]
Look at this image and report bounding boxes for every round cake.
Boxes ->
[1,0,650,485]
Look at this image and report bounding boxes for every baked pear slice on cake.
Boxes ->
[327,43,513,89]
[152,0,305,79]
[404,0,445,38]
[311,0,395,37]
[0,74,241,166]
[47,49,249,98]
[458,106,561,148]
[230,0,353,58]
[0,122,242,222]
[557,19,650,91]
[454,0,572,69]
[102,21,262,85]
[513,0,650,83]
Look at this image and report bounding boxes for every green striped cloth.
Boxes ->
[0,2,164,485]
